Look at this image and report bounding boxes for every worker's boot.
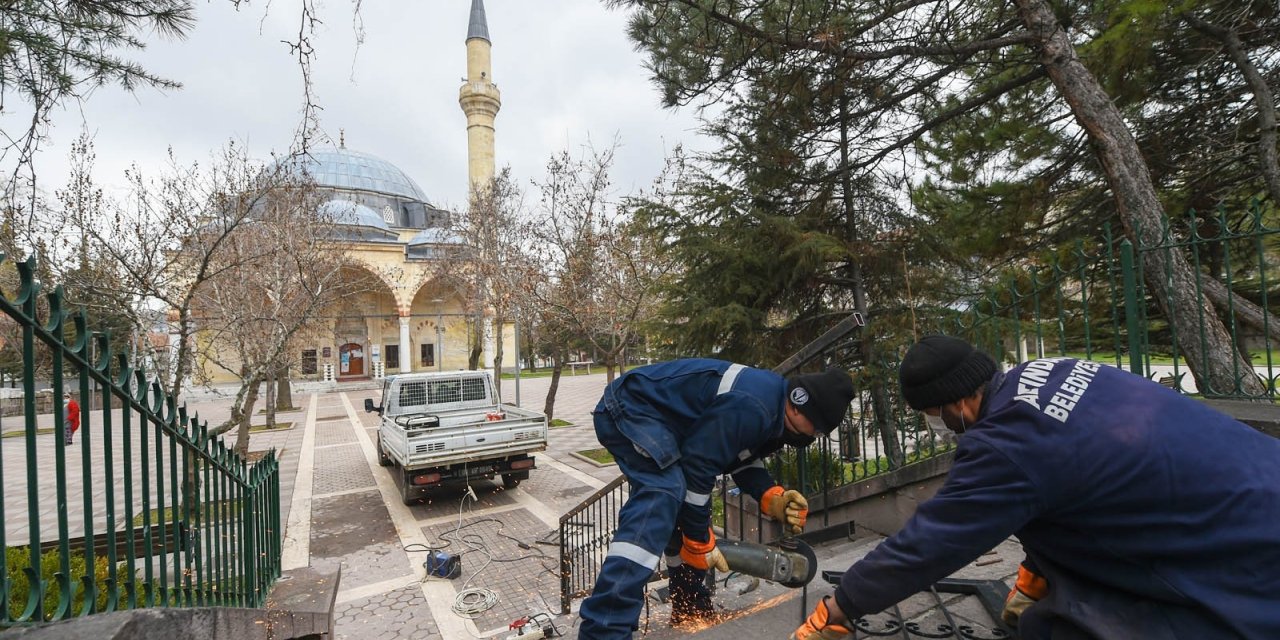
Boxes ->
[668,564,719,626]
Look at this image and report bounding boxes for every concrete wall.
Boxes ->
[725,452,956,544]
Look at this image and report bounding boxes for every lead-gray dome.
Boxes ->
[317,199,389,230]
[408,228,465,246]
[295,148,430,203]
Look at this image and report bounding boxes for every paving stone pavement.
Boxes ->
[333,584,444,640]
[6,369,1022,638]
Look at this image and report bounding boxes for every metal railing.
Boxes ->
[558,313,957,610]
[554,204,1280,613]
[0,256,281,625]
[952,203,1280,399]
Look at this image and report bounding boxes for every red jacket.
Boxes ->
[65,398,80,432]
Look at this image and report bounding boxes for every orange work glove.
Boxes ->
[679,528,729,573]
[790,595,852,640]
[762,485,809,534]
[1001,563,1048,626]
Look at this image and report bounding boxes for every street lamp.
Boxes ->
[432,298,444,371]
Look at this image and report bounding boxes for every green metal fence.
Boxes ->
[0,256,281,625]
[951,203,1280,400]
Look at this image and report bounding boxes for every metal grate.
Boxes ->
[559,475,629,614]
[823,573,1016,639]
[398,381,427,407]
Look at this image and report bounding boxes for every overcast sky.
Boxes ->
[19,0,714,213]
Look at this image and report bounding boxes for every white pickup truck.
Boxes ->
[363,370,548,504]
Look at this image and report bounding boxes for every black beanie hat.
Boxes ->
[899,335,997,410]
[786,368,855,434]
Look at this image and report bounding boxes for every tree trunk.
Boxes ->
[468,316,483,370]
[276,365,293,411]
[1185,16,1280,206]
[1013,0,1264,398]
[543,353,564,421]
[265,368,277,428]
[167,307,194,400]
[1201,276,1280,348]
[234,376,262,455]
[492,313,505,403]
[838,95,899,464]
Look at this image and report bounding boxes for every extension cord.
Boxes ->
[504,628,549,640]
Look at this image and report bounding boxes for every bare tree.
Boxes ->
[193,183,354,452]
[526,143,672,385]
[74,141,318,400]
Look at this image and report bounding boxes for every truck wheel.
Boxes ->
[377,433,392,467]
[502,471,528,489]
[401,472,417,505]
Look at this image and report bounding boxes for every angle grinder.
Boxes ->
[715,537,819,587]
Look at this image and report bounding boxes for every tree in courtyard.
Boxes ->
[526,143,672,387]
[192,183,355,453]
[607,0,1266,396]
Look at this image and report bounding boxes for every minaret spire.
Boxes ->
[459,0,500,192]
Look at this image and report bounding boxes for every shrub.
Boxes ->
[771,447,848,494]
[4,545,112,621]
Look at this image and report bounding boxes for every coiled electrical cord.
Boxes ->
[404,483,558,620]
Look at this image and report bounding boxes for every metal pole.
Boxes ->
[436,311,443,371]
[514,317,521,406]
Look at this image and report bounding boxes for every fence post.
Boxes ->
[1120,240,1144,376]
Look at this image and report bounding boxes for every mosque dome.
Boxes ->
[296,147,430,203]
[408,228,465,246]
[316,199,390,230]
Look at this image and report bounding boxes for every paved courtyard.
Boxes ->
[3,369,1021,638]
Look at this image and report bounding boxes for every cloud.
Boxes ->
[7,0,715,212]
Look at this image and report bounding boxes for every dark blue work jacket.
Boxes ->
[600,359,786,539]
[834,358,1280,639]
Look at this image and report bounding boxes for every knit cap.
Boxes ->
[786,368,855,434]
[899,335,996,410]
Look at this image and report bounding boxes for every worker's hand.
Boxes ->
[1001,563,1047,626]
[790,596,851,640]
[762,486,809,534]
[680,528,730,573]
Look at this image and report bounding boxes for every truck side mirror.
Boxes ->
[364,398,381,414]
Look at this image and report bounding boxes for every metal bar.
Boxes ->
[18,260,43,622]
[49,291,73,621]
[73,316,97,616]
[100,336,119,612]
[1120,240,1144,376]
[773,313,865,376]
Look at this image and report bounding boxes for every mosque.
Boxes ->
[199,0,514,385]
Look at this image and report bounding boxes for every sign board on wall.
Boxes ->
[322,347,331,358]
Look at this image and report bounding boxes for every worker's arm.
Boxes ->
[728,454,777,503]
[676,395,774,542]
[833,438,1042,619]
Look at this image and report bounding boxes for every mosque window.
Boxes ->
[386,344,400,369]
[382,205,396,224]
[301,349,318,374]
[421,344,435,367]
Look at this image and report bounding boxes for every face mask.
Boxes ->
[924,414,949,434]
[782,429,817,448]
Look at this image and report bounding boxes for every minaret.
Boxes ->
[459,0,501,192]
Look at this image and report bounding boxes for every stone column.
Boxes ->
[399,315,412,373]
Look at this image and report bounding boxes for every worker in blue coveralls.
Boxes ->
[792,335,1280,640]
[577,359,855,639]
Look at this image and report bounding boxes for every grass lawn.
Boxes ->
[1,428,54,439]
[576,447,615,464]
[132,499,242,527]
[257,406,301,414]
[248,422,293,433]
[549,418,574,429]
